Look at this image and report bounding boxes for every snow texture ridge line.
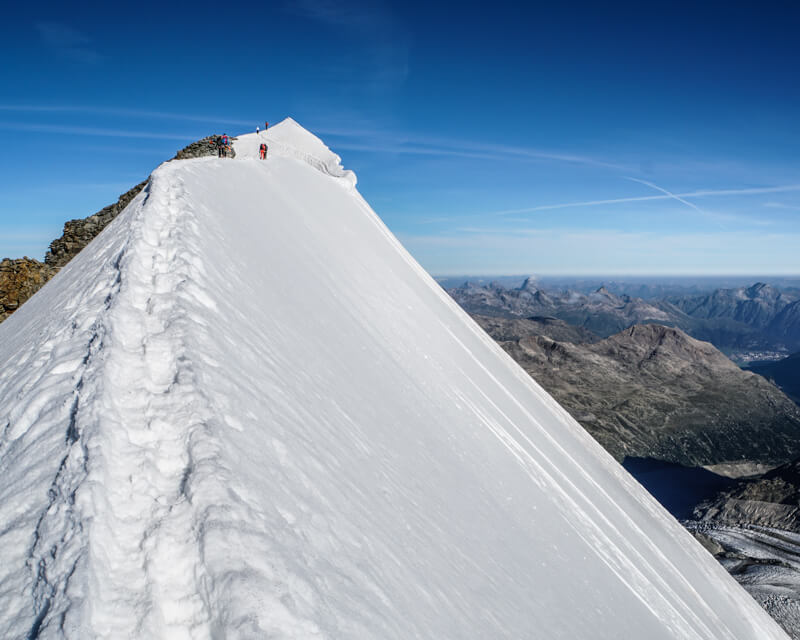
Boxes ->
[235,117,357,188]
[339,161,744,635]
[79,162,221,637]
[339,174,735,633]
[0,118,791,638]
[0,183,148,638]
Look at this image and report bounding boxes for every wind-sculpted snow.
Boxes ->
[236,117,357,187]
[0,119,788,638]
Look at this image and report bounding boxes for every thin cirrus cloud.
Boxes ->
[0,122,192,141]
[331,141,507,162]
[320,127,627,170]
[0,105,252,127]
[619,176,764,225]
[35,22,103,64]
[623,176,709,218]
[764,202,800,211]
[489,184,800,215]
[0,108,622,170]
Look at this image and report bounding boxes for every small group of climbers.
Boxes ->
[207,125,269,159]
[210,134,231,158]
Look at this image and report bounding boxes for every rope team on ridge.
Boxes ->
[211,134,232,158]
[258,121,268,160]
[210,122,270,160]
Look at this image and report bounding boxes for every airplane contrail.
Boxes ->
[623,176,709,217]
[492,184,800,215]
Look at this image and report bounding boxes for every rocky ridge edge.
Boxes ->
[0,135,231,322]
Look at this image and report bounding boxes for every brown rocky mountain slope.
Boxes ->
[474,316,800,467]
[470,314,600,344]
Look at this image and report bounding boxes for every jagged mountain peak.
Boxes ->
[611,323,729,365]
[623,322,687,341]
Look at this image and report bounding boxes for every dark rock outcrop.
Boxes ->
[172,135,235,160]
[0,258,53,321]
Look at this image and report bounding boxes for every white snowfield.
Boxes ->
[0,118,788,639]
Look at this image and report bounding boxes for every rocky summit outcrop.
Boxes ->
[479,320,800,467]
[0,135,229,323]
[173,135,236,160]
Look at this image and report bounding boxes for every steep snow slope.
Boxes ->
[0,119,788,639]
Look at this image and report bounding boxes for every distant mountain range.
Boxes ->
[437,275,800,299]
[451,278,800,356]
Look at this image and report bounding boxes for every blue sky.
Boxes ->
[1,0,799,275]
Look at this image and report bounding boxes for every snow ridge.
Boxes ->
[0,118,790,639]
[234,118,357,188]
[0,187,141,638]
[79,162,218,636]
[24,250,117,638]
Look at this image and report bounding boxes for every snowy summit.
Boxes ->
[0,119,788,638]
